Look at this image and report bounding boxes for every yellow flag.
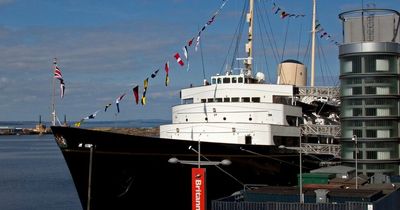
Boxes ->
[144,78,148,89]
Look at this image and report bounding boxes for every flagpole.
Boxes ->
[51,58,57,126]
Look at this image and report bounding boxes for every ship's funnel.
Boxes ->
[276,59,307,86]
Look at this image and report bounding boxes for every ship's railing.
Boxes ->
[297,86,340,97]
[301,124,341,138]
[300,143,341,158]
[286,143,341,159]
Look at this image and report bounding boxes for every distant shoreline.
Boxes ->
[0,126,160,137]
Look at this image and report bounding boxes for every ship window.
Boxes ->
[231,97,239,102]
[215,98,222,102]
[242,97,250,102]
[224,97,230,102]
[212,78,216,84]
[238,77,243,83]
[252,97,260,102]
[245,78,249,83]
[201,99,206,103]
[183,98,193,104]
[223,78,230,83]
[208,98,214,102]
[217,78,222,84]
[286,116,297,126]
[232,77,237,83]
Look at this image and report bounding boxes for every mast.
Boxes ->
[310,0,317,87]
[51,58,57,126]
[244,0,254,77]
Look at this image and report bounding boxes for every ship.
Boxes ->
[51,0,341,209]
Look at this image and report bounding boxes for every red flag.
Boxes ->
[133,85,139,104]
[188,37,195,47]
[174,53,184,66]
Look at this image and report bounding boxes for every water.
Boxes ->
[0,134,82,210]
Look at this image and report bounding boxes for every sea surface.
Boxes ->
[0,134,82,210]
[0,120,169,210]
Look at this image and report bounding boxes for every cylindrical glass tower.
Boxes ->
[339,9,400,176]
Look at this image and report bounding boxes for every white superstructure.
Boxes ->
[160,73,302,145]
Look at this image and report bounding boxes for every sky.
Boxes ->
[0,0,397,123]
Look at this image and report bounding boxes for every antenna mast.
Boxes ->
[310,0,317,87]
[244,0,254,77]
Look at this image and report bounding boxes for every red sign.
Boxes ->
[192,168,206,210]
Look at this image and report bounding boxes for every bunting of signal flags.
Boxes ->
[116,93,126,113]
[74,119,84,127]
[73,0,230,123]
[183,46,190,71]
[141,78,148,105]
[165,62,170,86]
[315,20,340,46]
[133,85,139,104]
[53,58,65,99]
[104,103,112,112]
[84,110,100,120]
[271,2,305,19]
[174,53,184,67]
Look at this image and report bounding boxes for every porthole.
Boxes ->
[223,117,226,121]
[249,117,252,121]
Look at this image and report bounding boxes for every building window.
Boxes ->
[367,151,377,159]
[365,108,376,116]
[366,129,377,138]
[343,60,353,73]
[376,87,390,94]
[353,129,362,137]
[376,59,389,71]
[353,87,362,95]
[377,151,390,160]
[353,108,362,116]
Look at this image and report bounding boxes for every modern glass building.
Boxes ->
[339,9,400,176]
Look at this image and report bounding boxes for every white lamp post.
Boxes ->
[279,141,304,203]
[352,135,358,189]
